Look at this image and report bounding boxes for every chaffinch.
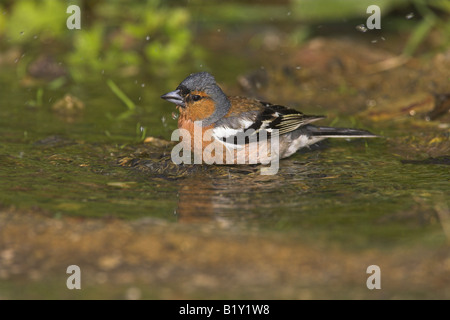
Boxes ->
[161,72,377,165]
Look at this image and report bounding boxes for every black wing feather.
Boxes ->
[217,101,325,146]
[248,102,324,135]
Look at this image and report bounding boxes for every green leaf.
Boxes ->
[107,79,136,113]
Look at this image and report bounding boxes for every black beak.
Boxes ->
[161,89,185,108]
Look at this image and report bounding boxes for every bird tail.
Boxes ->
[308,126,378,138]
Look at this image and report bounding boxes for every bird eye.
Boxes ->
[191,94,202,102]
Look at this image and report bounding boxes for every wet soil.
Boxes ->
[1,207,449,299]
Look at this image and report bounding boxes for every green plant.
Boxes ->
[403,0,450,56]
[5,0,67,43]
[106,79,137,121]
[1,0,196,81]
[66,0,195,80]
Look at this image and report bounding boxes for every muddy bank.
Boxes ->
[1,207,449,299]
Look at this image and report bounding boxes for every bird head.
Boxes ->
[161,72,231,126]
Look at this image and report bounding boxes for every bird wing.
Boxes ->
[213,97,324,146]
[249,102,325,135]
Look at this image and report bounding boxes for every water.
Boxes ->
[1,66,447,246]
[355,24,368,33]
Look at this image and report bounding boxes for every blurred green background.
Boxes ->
[0,0,448,82]
[0,0,448,144]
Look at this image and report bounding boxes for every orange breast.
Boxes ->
[178,113,214,156]
[178,113,273,165]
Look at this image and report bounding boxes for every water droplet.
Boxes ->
[287,11,291,16]
[140,126,145,132]
[141,83,145,88]
[138,97,141,101]
[406,12,414,20]
[171,112,179,120]
[125,287,142,300]
[33,35,38,39]
[217,29,221,32]
[199,64,203,68]
[146,35,150,41]
[356,24,368,33]
[366,100,377,108]
[296,66,301,70]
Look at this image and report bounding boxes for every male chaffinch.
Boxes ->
[161,72,377,165]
